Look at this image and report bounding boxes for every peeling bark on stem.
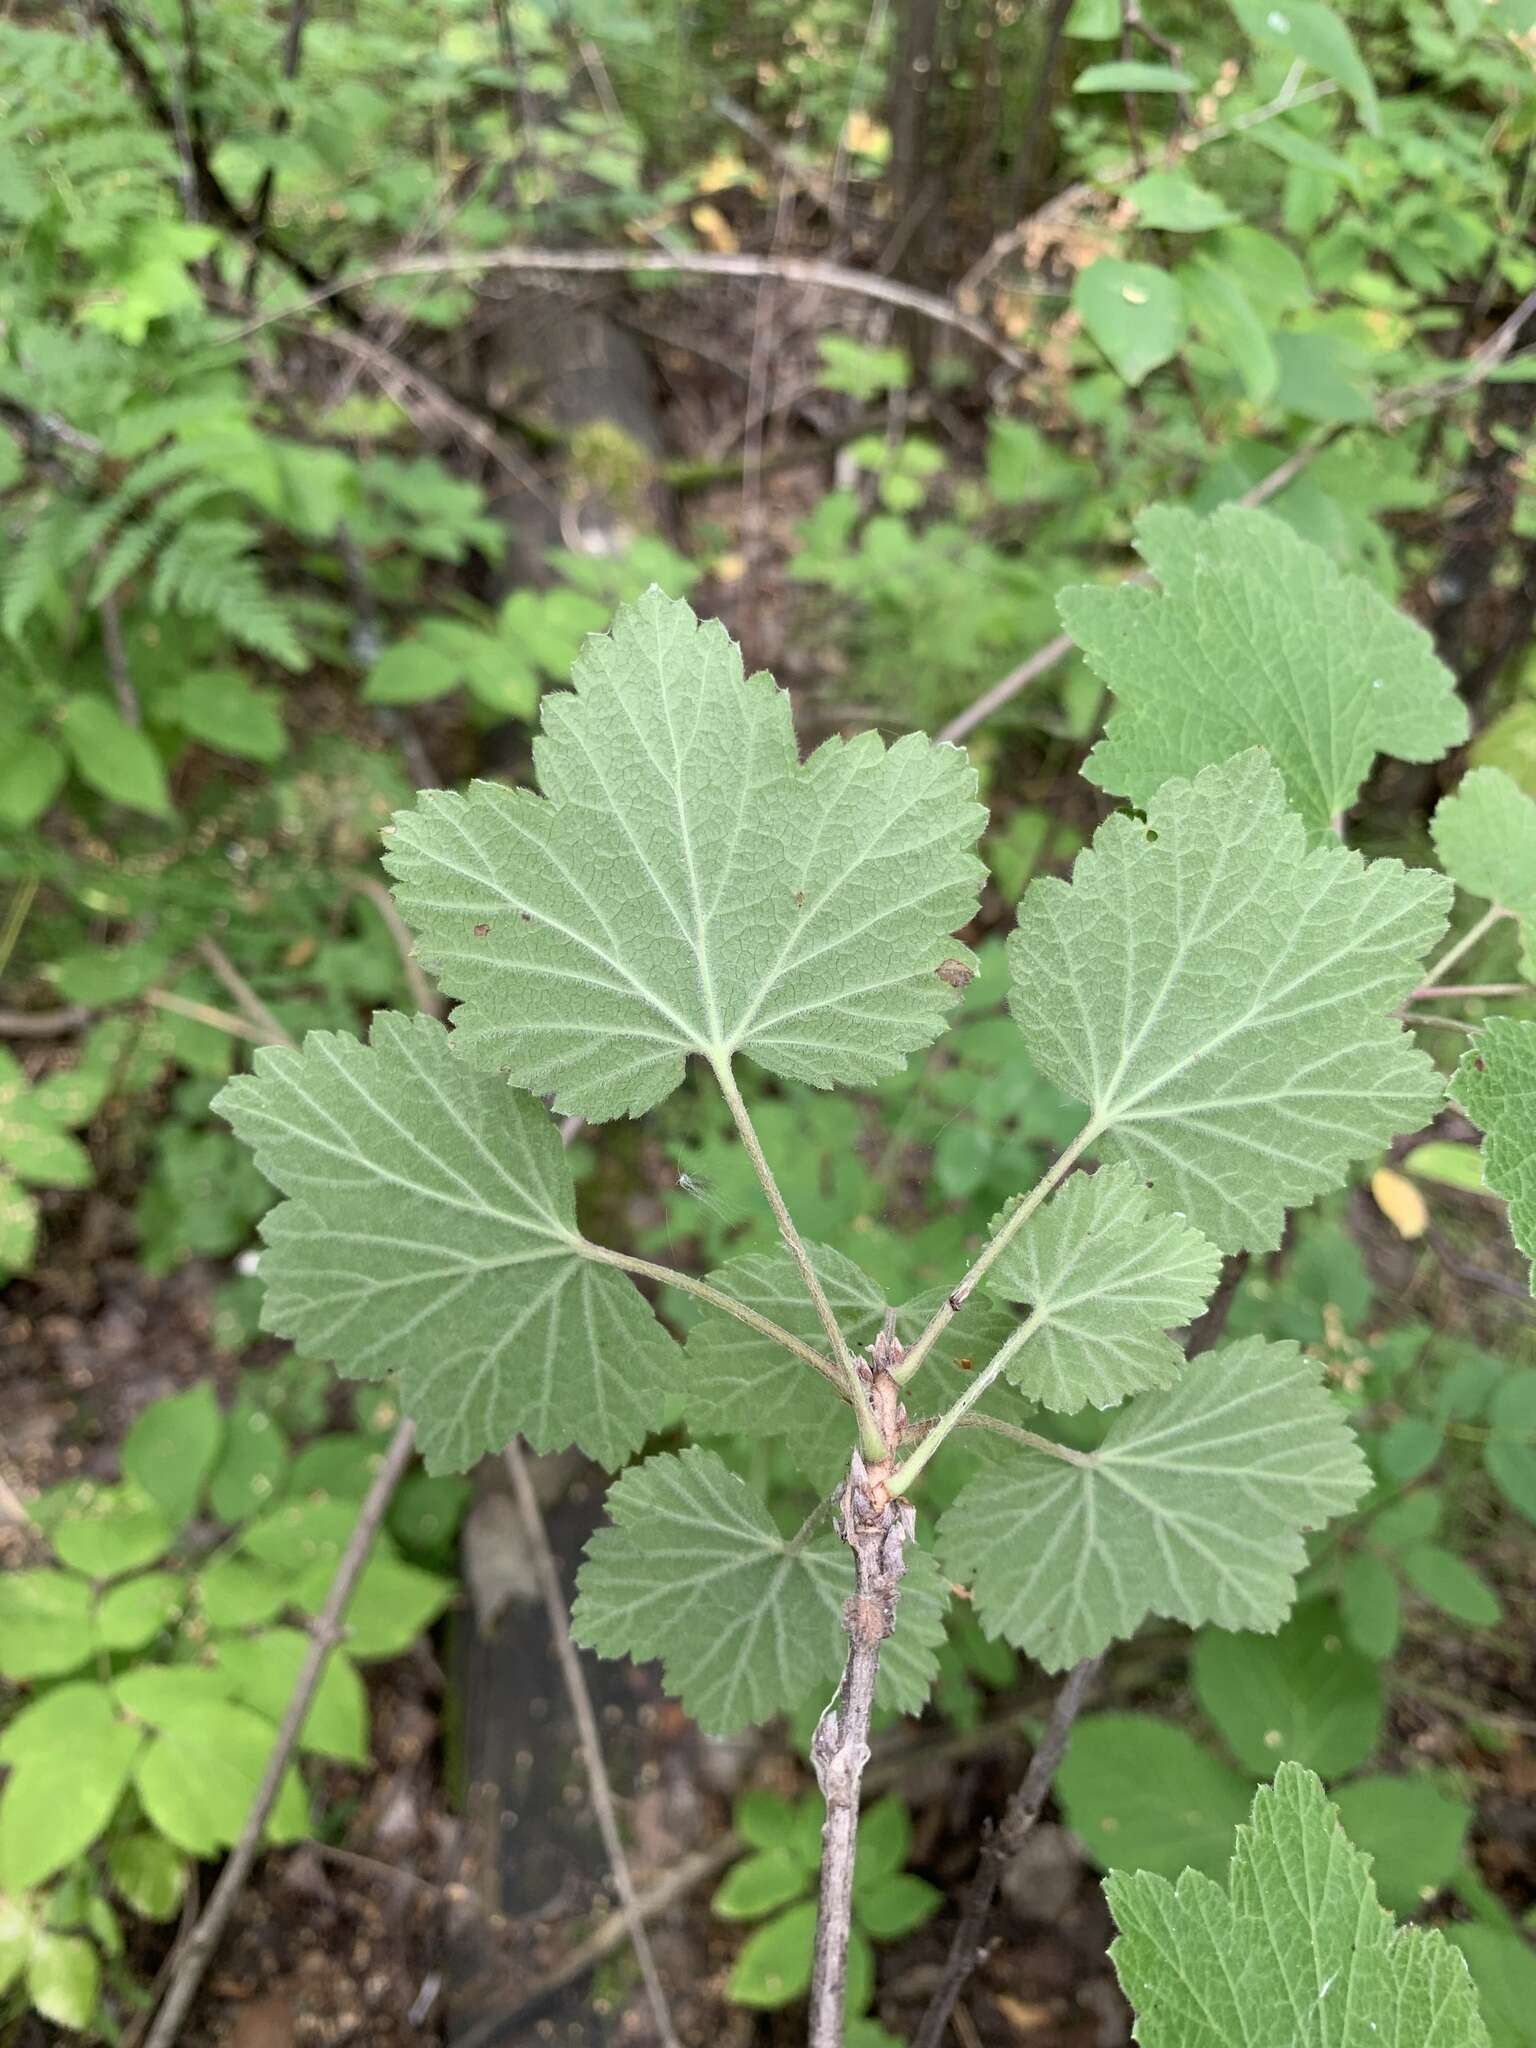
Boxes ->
[808,1333,910,2047]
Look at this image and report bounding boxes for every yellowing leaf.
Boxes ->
[1371,1168,1428,1240]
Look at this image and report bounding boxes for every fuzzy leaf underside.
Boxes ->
[1060,505,1467,828]
[1453,1018,1536,1283]
[1009,751,1450,1253]
[986,1164,1222,1411]
[1431,766,1536,923]
[384,588,987,1120]
[1106,1763,1490,2047]
[571,1447,947,1733]
[681,1240,1020,1456]
[215,1013,678,1473]
[937,1337,1369,1669]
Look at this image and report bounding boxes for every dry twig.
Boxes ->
[142,1419,419,2048]
[502,1441,682,2048]
[913,1655,1103,2048]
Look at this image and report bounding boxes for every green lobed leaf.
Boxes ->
[384,588,986,1121]
[0,1683,143,1892]
[1059,507,1467,829]
[1399,1543,1501,1626]
[206,1391,289,1522]
[30,1480,174,1578]
[107,1834,187,1921]
[1074,59,1197,91]
[1105,1764,1488,2046]
[176,669,287,762]
[1450,1926,1536,2048]
[1453,1019,1536,1283]
[727,1898,817,2007]
[1072,260,1186,388]
[1229,0,1380,132]
[1484,1369,1536,1522]
[679,1239,1018,1469]
[572,1448,947,1734]
[938,1338,1369,1669]
[116,1672,310,1857]
[0,1059,94,1188]
[27,1932,99,2032]
[1057,1713,1254,1878]
[714,1848,809,1921]
[1338,1549,1401,1661]
[215,1011,681,1473]
[58,694,171,817]
[0,733,66,828]
[211,1628,369,1762]
[0,1176,38,1273]
[1432,768,1536,936]
[1178,258,1278,401]
[985,1164,1221,1411]
[1124,171,1236,231]
[0,1571,94,1680]
[1330,1774,1472,1916]
[120,1384,223,1528]
[1191,1600,1383,1777]
[1008,751,1450,1252]
[93,1571,184,1652]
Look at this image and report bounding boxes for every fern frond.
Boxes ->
[149,519,307,670]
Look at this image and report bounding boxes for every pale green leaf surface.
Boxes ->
[122,1685,310,1856]
[27,1933,99,2032]
[30,1480,173,1578]
[120,1384,223,1528]
[1059,507,1467,827]
[1330,1775,1472,1916]
[1229,0,1380,130]
[1072,261,1186,387]
[107,1834,187,1921]
[0,1571,94,1680]
[986,1164,1221,1410]
[1431,768,1536,923]
[938,1338,1369,1669]
[1008,752,1450,1251]
[1105,1764,1489,2047]
[1057,1713,1253,1878]
[211,1628,368,1762]
[385,589,985,1120]
[0,1697,140,1891]
[1453,1019,1536,1280]
[1191,1600,1383,1776]
[572,1448,945,1734]
[680,1240,1018,1465]
[93,1571,183,1652]
[215,1012,679,1472]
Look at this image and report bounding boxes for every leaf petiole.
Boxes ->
[710,1054,889,1463]
[888,1311,1054,1497]
[577,1239,845,1391]
[890,1117,1102,1389]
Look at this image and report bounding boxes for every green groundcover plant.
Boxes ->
[213,535,1536,2042]
[0,1379,460,2032]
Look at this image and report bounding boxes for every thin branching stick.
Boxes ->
[912,1655,1104,2048]
[142,1417,419,2048]
[224,247,1048,377]
[502,1442,682,2048]
[197,936,291,1046]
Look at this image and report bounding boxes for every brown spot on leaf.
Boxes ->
[936,958,973,990]
[473,923,491,939]
[793,890,805,908]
